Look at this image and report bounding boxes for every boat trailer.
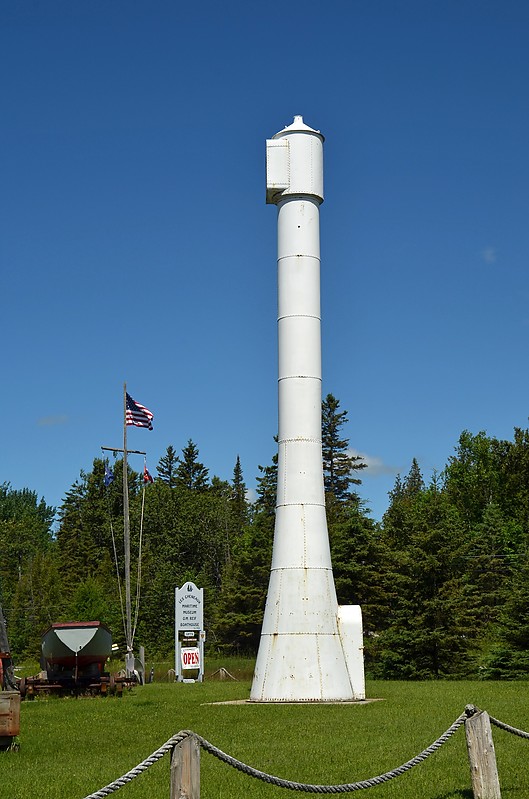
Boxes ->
[19,670,136,699]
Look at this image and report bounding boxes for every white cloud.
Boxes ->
[245,487,257,504]
[348,449,400,477]
[481,246,497,264]
[38,414,68,427]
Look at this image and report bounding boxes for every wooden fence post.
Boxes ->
[465,710,501,799]
[170,734,200,799]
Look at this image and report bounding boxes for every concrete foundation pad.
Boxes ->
[204,698,384,706]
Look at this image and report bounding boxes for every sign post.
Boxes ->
[175,582,204,683]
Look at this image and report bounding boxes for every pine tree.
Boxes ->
[214,450,275,653]
[210,476,231,497]
[382,459,424,549]
[231,455,249,528]
[377,470,472,678]
[255,440,278,518]
[502,426,529,533]
[0,483,56,648]
[9,550,63,659]
[56,459,133,590]
[175,440,209,491]
[133,481,185,653]
[464,502,513,637]
[157,445,179,487]
[322,394,366,505]
[55,457,141,650]
[329,498,387,644]
[214,506,273,654]
[0,483,55,595]
[404,457,425,495]
[486,550,529,678]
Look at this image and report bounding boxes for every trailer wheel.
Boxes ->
[19,677,26,699]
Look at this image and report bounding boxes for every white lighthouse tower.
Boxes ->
[250,116,365,703]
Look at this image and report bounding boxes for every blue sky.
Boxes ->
[2,1,528,523]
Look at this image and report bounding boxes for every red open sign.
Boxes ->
[181,647,200,669]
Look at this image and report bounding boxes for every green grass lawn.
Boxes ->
[2,668,529,798]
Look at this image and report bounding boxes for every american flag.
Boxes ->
[126,393,154,430]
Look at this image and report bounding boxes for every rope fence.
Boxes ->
[81,704,528,799]
[489,711,529,740]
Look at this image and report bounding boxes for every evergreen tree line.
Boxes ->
[2,396,529,680]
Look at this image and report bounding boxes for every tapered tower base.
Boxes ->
[250,566,361,702]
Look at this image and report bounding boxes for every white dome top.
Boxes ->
[272,115,324,141]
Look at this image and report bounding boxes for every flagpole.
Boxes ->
[123,381,133,675]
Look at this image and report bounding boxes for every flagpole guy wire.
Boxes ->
[102,447,149,652]
[101,472,127,642]
[100,384,154,676]
[132,474,146,643]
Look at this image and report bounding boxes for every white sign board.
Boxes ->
[175,582,203,631]
[175,582,204,683]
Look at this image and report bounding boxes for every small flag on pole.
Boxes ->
[143,463,154,484]
[104,463,114,486]
[126,393,154,430]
